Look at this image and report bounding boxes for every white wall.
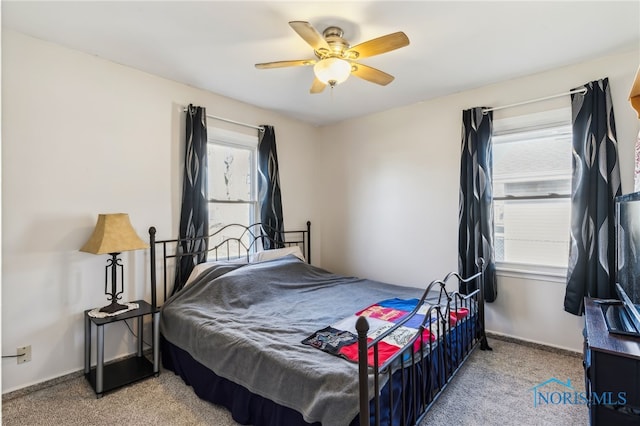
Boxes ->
[318,50,640,353]
[1,30,321,393]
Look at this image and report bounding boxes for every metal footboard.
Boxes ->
[357,258,489,426]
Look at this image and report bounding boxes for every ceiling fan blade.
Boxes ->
[346,32,409,59]
[289,21,331,52]
[310,78,327,94]
[255,59,316,69]
[351,63,395,86]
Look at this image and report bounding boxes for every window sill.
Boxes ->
[495,261,567,283]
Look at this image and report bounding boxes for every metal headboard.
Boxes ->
[148,221,311,308]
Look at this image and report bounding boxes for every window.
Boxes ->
[492,108,572,270]
[207,128,258,258]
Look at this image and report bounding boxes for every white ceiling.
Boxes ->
[3,1,639,126]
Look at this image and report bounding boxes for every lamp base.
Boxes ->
[99,301,130,314]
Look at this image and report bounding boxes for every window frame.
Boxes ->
[491,107,572,281]
[207,127,259,234]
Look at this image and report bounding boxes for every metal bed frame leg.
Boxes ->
[356,316,370,426]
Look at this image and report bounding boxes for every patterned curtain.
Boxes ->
[458,107,498,303]
[257,125,284,249]
[564,78,621,315]
[173,105,209,295]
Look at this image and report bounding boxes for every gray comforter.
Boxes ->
[160,255,428,426]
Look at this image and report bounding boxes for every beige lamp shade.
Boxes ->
[630,66,640,118]
[80,213,149,254]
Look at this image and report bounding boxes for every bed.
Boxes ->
[149,222,490,426]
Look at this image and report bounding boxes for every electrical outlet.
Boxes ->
[17,345,31,364]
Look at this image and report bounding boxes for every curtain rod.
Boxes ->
[183,107,264,132]
[482,87,588,115]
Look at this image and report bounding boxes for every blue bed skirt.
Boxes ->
[162,336,320,426]
[161,316,477,426]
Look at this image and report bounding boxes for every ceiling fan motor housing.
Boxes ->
[316,26,353,60]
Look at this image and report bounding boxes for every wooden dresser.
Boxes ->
[584,297,640,425]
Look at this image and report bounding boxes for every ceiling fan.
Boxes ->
[255,21,410,94]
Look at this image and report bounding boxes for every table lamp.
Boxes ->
[80,213,149,314]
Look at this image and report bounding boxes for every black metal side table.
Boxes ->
[84,300,160,397]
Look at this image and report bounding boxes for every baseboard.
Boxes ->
[2,349,154,402]
[486,331,582,358]
[2,370,83,402]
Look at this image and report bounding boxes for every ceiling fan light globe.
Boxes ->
[313,58,351,86]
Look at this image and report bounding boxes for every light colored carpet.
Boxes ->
[2,338,587,425]
[420,338,587,425]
